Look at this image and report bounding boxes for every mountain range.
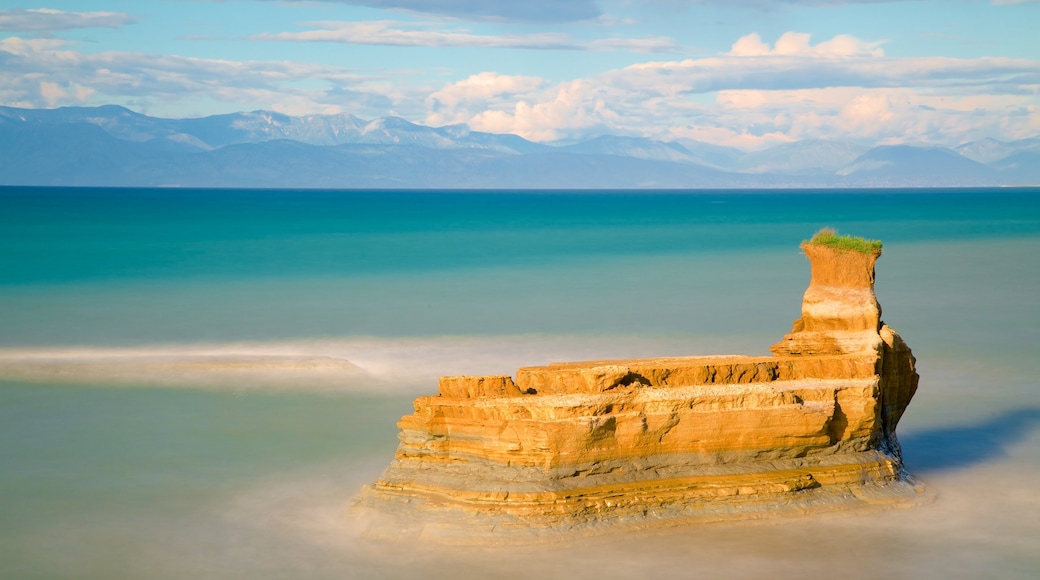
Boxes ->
[2,105,1038,189]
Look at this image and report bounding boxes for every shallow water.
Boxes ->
[1,187,1038,578]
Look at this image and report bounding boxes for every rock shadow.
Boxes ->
[899,406,1040,474]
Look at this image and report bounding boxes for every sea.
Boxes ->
[1,187,1038,579]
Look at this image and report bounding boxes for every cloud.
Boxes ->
[586,36,679,53]
[0,8,135,32]
[728,32,884,57]
[595,32,1037,97]
[3,28,1037,148]
[424,32,1040,146]
[262,1,601,23]
[253,21,576,50]
[37,80,95,107]
[660,1,922,7]
[0,36,424,118]
[426,72,547,126]
[252,20,677,53]
[658,0,1037,8]
[710,87,1040,145]
[445,80,617,142]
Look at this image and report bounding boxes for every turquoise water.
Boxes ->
[1,187,1039,578]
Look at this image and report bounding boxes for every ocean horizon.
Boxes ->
[2,186,1039,578]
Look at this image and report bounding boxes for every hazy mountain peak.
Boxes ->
[666,138,745,169]
[955,137,1040,166]
[438,124,472,139]
[733,139,868,175]
[558,135,705,165]
[837,144,995,184]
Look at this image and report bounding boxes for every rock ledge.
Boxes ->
[354,240,922,543]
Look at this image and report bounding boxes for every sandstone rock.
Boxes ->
[354,236,923,543]
[438,375,523,398]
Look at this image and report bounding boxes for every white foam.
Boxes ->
[0,333,767,393]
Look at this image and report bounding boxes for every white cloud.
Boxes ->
[597,37,1036,97]
[587,36,678,53]
[257,0,602,23]
[466,80,620,141]
[729,32,884,57]
[253,21,575,49]
[728,33,771,56]
[424,31,1040,146]
[655,0,1040,13]
[663,1,975,8]
[37,79,95,107]
[425,72,547,126]
[0,36,426,118]
[252,20,677,53]
[2,28,1037,148]
[0,8,135,32]
[425,72,632,141]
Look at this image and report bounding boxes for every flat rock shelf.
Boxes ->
[353,238,925,544]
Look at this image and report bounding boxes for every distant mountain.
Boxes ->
[0,104,545,154]
[462,152,743,189]
[733,140,868,175]
[955,137,1040,165]
[988,151,1040,185]
[0,122,176,186]
[669,138,745,170]
[837,145,996,186]
[1,105,1037,189]
[558,135,705,165]
[434,124,550,154]
[0,122,740,189]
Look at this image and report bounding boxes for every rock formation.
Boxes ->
[354,236,922,543]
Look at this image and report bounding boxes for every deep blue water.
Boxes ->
[2,186,1038,345]
[3,187,1039,285]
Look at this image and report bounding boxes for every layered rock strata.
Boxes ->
[354,241,922,543]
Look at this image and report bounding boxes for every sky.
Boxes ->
[1,0,1038,149]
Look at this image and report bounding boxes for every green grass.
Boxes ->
[805,227,882,255]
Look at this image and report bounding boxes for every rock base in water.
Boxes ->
[353,239,924,543]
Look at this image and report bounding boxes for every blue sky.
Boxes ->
[1,0,1038,148]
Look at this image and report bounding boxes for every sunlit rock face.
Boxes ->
[354,240,922,543]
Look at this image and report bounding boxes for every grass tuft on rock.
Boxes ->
[805,227,882,255]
